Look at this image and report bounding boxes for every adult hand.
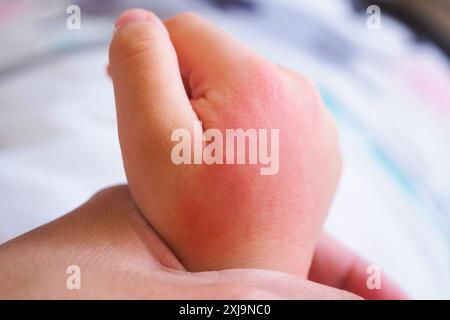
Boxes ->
[0,186,360,299]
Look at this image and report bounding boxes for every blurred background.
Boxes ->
[0,0,449,299]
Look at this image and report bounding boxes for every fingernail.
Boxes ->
[115,9,152,29]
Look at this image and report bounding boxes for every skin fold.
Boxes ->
[0,10,407,299]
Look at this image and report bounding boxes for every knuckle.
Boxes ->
[166,11,204,27]
[234,56,283,104]
[246,57,282,87]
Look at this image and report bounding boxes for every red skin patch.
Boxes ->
[166,67,340,276]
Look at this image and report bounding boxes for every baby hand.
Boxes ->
[109,9,341,277]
